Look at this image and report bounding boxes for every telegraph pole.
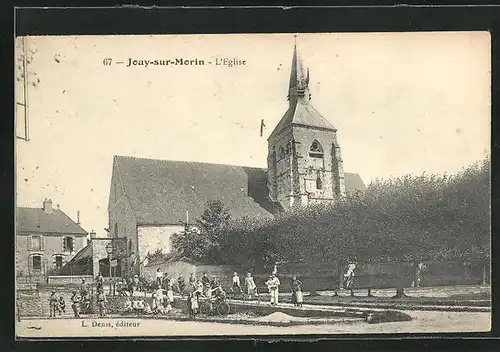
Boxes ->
[22,36,29,141]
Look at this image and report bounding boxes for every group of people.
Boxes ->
[48,274,109,319]
[48,291,66,317]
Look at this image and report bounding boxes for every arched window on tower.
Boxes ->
[114,223,118,237]
[309,140,324,158]
[285,142,292,156]
[316,173,323,189]
[279,147,285,159]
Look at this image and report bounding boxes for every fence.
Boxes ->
[142,259,489,292]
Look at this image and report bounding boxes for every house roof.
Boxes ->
[16,207,88,235]
[269,102,337,137]
[344,173,367,194]
[115,156,276,226]
[114,155,366,226]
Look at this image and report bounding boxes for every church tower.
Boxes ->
[267,37,346,211]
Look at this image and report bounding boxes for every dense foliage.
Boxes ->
[172,158,490,268]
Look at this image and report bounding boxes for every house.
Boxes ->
[59,231,127,279]
[16,199,88,282]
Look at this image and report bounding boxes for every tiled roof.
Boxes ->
[115,156,276,226]
[344,173,367,194]
[16,208,87,235]
[269,101,337,138]
[115,156,366,226]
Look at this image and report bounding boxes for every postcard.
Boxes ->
[15,32,491,338]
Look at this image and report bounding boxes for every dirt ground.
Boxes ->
[16,310,490,337]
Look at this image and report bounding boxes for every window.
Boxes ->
[279,147,285,159]
[309,140,324,158]
[114,223,118,237]
[32,255,42,271]
[31,236,41,251]
[316,176,323,189]
[55,255,63,269]
[285,142,292,156]
[63,237,74,252]
[128,239,132,252]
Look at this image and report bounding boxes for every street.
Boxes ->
[16,310,490,337]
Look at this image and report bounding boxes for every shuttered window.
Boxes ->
[63,237,74,252]
[32,255,42,271]
[31,236,41,251]
[55,255,63,269]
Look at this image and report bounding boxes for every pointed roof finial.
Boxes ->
[288,34,309,101]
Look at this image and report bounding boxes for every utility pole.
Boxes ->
[16,36,30,142]
[179,210,190,233]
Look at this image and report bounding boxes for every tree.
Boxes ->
[197,199,231,263]
[171,226,213,264]
[146,248,169,265]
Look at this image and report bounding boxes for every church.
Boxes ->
[107,40,366,276]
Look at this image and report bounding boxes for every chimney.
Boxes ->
[43,198,53,214]
[90,230,96,239]
[77,210,80,225]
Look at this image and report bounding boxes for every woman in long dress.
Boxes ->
[290,275,303,307]
[245,272,257,300]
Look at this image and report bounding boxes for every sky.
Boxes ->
[15,32,491,236]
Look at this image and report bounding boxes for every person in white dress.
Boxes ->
[232,272,241,295]
[265,274,280,305]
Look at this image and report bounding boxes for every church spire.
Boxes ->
[288,35,310,105]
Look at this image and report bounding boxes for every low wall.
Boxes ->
[47,275,94,285]
[18,292,42,317]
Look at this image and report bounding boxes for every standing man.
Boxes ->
[97,287,107,317]
[343,262,357,297]
[156,268,164,287]
[244,272,256,300]
[189,273,197,290]
[49,290,58,318]
[133,274,140,293]
[95,272,104,291]
[79,279,88,302]
[412,262,426,288]
[266,273,280,306]
[201,272,210,286]
[70,291,81,319]
[177,273,186,298]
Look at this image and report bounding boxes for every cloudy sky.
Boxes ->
[15,32,491,235]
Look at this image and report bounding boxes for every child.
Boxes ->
[165,301,172,314]
[190,292,199,317]
[124,299,133,313]
[167,278,175,300]
[296,287,304,307]
[49,290,58,318]
[58,296,66,315]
